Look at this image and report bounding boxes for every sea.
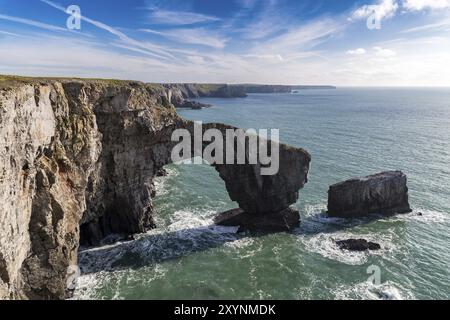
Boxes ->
[74,88,450,300]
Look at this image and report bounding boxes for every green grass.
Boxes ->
[0,74,145,85]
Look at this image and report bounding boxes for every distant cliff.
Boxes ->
[162,83,336,109]
[237,84,336,93]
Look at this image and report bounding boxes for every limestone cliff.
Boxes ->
[0,78,179,299]
[0,77,310,300]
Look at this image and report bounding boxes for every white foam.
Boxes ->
[154,167,179,196]
[225,237,255,249]
[334,281,414,300]
[300,234,369,265]
[393,208,449,224]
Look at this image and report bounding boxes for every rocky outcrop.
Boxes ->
[0,76,310,300]
[336,239,381,251]
[214,208,300,233]
[175,100,212,110]
[163,83,248,100]
[163,83,247,109]
[328,171,412,218]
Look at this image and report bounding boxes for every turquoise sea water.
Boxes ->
[74,88,450,300]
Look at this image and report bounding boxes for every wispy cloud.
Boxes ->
[140,28,228,49]
[0,30,22,37]
[41,0,176,60]
[229,0,291,40]
[254,18,343,55]
[401,18,450,33]
[147,9,220,25]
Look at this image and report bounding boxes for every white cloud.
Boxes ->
[140,28,228,49]
[351,0,399,21]
[347,48,367,55]
[373,46,397,57]
[403,0,450,11]
[148,9,220,25]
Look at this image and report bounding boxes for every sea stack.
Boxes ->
[328,171,412,218]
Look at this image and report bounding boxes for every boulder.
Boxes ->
[336,239,381,251]
[328,171,412,218]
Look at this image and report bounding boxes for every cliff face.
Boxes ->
[0,79,179,299]
[0,77,310,300]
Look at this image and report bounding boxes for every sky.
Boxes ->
[0,0,450,86]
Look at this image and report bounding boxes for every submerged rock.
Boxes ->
[336,239,381,251]
[328,171,412,218]
[214,208,300,233]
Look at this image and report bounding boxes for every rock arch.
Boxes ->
[80,118,311,245]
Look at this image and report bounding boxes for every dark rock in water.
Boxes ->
[336,239,381,251]
[175,100,212,110]
[328,171,412,218]
[155,168,168,177]
[417,212,423,216]
[214,207,300,233]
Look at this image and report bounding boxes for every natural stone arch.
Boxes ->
[80,115,310,246]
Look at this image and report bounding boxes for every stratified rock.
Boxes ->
[214,208,300,233]
[336,239,381,251]
[328,171,412,218]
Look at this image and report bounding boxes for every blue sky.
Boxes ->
[0,0,450,85]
